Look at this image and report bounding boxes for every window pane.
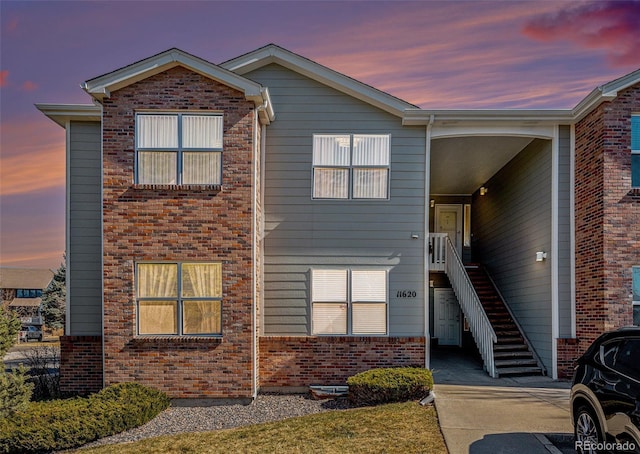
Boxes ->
[313,135,350,166]
[352,303,387,334]
[352,135,390,166]
[182,263,222,298]
[616,340,640,376]
[138,151,177,184]
[353,168,388,198]
[183,115,223,149]
[137,115,178,148]
[634,304,640,326]
[632,154,640,188]
[632,116,640,151]
[314,168,349,198]
[183,300,222,334]
[138,264,178,297]
[633,267,640,302]
[139,301,177,334]
[312,270,347,302]
[183,152,221,185]
[352,270,387,302]
[312,303,347,334]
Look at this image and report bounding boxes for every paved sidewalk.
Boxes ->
[431,347,573,454]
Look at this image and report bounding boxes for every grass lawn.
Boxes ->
[75,401,448,454]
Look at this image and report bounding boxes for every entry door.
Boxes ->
[434,288,461,346]
[435,204,463,256]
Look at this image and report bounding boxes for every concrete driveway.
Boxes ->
[431,347,574,454]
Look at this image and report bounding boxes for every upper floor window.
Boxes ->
[136,113,223,185]
[311,268,388,335]
[632,115,640,188]
[633,266,639,326]
[136,262,223,336]
[312,134,390,199]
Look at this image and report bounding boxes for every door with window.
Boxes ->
[435,204,463,256]
[434,288,461,346]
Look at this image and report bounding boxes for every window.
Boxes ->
[633,266,640,326]
[632,115,640,188]
[136,113,223,185]
[16,289,42,298]
[311,269,387,335]
[136,262,222,336]
[312,134,390,199]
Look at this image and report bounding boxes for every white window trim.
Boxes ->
[311,268,389,336]
[135,112,223,186]
[311,133,391,200]
[632,115,640,189]
[135,261,223,337]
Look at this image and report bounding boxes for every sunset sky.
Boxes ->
[1,0,639,269]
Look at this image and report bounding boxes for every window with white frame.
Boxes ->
[311,269,387,335]
[136,262,222,336]
[633,266,640,326]
[312,134,390,199]
[136,113,223,185]
[632,115,640,188]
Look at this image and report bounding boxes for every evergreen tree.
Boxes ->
[41,257,66,330]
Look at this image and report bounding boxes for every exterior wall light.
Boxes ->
[430,199,435,208]
[536,251,547,262]
[480,187,488,196]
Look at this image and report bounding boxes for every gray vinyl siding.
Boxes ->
[472,138,553,371]
[68,121,102,335]
[245,64,426,336]
[557,126,572,338]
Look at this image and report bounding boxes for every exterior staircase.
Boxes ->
[464,265,545,377]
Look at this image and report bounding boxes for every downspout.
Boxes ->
[252,99,268,399]
[424,115,434,370]
[551,125,560,380]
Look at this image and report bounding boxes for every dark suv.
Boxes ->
[571,327,640,453]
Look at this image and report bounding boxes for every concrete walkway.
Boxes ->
[431,347,574,454]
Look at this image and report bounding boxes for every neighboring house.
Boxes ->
[37,45,640,399]
[0,267,54,325]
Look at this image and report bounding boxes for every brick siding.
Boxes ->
[258,336,425,388]
[101,66,256,399]
[569,82,640,376]
[59,335,103,395]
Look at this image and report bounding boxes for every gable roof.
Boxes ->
[82,48,274,124]
[573,68,640,122]
[221,44,418,118]
[0,267,53,290]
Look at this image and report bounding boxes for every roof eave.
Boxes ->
[35,103,102,128]
[402,108,575,126]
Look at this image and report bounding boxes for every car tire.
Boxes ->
[574,405,604,454]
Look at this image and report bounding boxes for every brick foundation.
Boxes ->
[556,337,582,379]
[258,336,425,388]
[59,335,103,395]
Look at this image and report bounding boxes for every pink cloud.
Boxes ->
[523,1,640,67]
[0,70,8,88]
[20,80,38,91]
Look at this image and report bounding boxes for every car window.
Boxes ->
[601,341,621,368]
[615,339,640,378]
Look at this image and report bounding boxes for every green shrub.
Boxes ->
[0,382,170,453]
[347,367,433,406]
[0,365,34,418]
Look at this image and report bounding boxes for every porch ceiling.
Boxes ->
[430,136,534,195]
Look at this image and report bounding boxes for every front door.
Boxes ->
[435,204,463,256]
[434,288,461,346]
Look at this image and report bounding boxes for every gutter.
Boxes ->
[424,114,434,370]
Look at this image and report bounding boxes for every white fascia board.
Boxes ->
[82,49,267,109]
[403,109,574,126]
[222,45,416,118]
[36,103,102,128]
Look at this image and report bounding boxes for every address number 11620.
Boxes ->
[396,290,417,298]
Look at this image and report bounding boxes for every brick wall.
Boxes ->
[259,336,425,388]
[101,66,256,399]
[59,335,103,395]
[571,82,640,370]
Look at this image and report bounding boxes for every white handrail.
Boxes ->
[429,233,447,272]
[443,236,498,377]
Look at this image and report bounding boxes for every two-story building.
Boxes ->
[37,45,640,399]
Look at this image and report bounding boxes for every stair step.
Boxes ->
[494,350,534,359]
[497,366,543,376]
[495,358,538,367]
[496,336,524,344]
[493,343,528,351]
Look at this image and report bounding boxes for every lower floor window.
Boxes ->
[137,262,222,335]
[311,268,387,335]
[633,266,640,326]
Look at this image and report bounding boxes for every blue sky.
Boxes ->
[1,0,639,268]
